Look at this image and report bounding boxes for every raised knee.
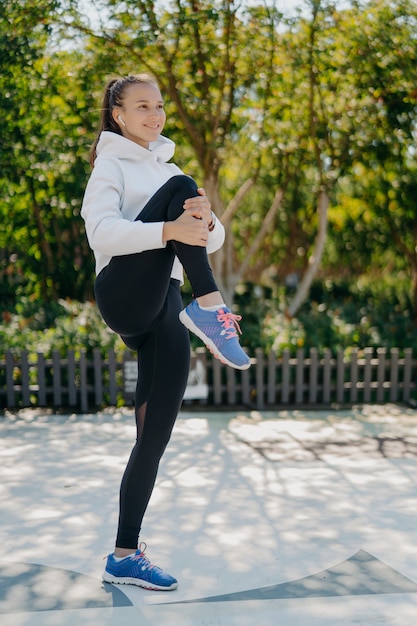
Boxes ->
[169,174,198,194]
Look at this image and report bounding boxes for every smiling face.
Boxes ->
[112,81,166,149]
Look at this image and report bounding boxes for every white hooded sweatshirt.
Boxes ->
[81,131,225,282]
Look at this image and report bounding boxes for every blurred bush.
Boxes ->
[1,276,416,359]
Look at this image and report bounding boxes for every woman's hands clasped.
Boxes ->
[162,187,213,246]
[183,187,212,226]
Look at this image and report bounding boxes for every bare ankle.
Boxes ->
[114,548,136,558]
[197,292,224,308]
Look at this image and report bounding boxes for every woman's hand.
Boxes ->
[183,188,213,227]
[162,187,213,246]
[162,209,209,246]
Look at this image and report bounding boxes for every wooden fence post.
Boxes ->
[336,349,344,404]
[267,350,276,405]
[350,349,358,403]
[376,347,386,403]
[68,350,77,406]
[309,348,318,404]
[108,349,118,406]
[37,352,46,406]
[403,348,412,404]
[255,348,264,410]
[212,358,222,405]
[321,349,331,404]
[281,349,290,404]
[295,348,304,404]
[390,348,399,403]
[20,350,30,406]
[93,349,103,406]
[79,350,88,412]
[363,347,373,403]
[52,350,61,407]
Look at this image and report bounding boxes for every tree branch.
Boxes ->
[286,188,329,318]
[236,186,285,281]
[221,177,255,226]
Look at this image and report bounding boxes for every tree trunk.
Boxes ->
[204,175,257,306]
[286,188,329,319]
[411,267,417,321]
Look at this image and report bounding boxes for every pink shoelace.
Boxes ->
[216,309,243,339]
[131,542,155,570]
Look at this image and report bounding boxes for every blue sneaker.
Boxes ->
[179,301,251,370]
[102,543,178,591]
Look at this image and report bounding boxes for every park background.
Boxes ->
[1,0,417,409]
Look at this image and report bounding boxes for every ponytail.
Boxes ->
[89,73,159,168]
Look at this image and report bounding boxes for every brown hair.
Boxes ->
[89,73,159,167]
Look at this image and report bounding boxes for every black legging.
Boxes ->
[94,175,219,548]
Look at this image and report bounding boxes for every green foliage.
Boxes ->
[2,0,417,321]
[0,299,124,358]
[3,274,415,362]
[0,2,99,303]
[262,275,417,356]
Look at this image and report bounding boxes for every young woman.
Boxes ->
[81,74,250,591]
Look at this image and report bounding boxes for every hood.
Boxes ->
[96,131,176,163]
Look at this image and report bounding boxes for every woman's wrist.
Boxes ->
[208,212,216,232]
[162,221,173,243]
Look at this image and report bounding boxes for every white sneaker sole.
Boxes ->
[103,570,178,591]
[179,310,251,371]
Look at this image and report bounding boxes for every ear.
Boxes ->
[112,107,122,125]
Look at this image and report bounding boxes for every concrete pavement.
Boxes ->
[1,404,417,625]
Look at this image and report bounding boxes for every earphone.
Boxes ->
[118,115,126,127]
